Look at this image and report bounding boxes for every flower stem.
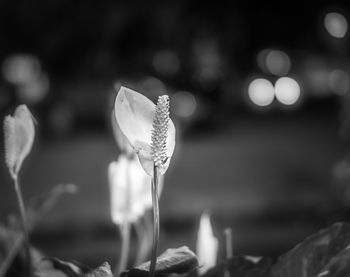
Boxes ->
[223,228,233,277]
[135,215,152,265]
[13,176,32,277]
[115,222,130,276]
[149,165,160,277]
[224,228,233,260]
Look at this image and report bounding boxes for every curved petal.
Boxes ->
[166,119,176,159]
[114,86,154,147]
[111,110,134,156]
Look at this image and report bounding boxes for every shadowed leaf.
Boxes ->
[121,246,198,277]
[35,257,90,277]
[83,262,112,277]
[317,246,350,277]
[270,222,350,277]
[203,256,273,277]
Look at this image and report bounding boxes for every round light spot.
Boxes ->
[324,12,348,38]
[2,54,41,85]
[2,54,49,104]
[265,50,291,76]
[328,69,350,96]
[248,78,275,107]
[171,91,197,118]
[275,77,301,105]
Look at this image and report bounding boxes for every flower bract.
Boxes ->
[3,105,35,179]
[114,86,175,176]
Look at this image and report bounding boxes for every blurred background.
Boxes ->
[1,0,350,268]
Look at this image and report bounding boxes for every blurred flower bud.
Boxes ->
[3,105,35,179]
[196,213,218,275]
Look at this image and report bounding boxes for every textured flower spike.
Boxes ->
[151,95,170,169]
[4,105,35,179]
[196,213,218,275]
[114,86,175,176]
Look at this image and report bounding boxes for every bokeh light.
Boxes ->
[265,50,291,76]
[248,78,275,107]
[324,12,348,38]
[17,74,50,104]
[2,54,41,85]
[257,49,291,76]
[328,69,350,96]
[274,77,301,105]
[171,91,197,118]
[152,50,180,77]
[2,54,49,104]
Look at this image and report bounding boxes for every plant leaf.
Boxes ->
[121,246,198,277]
[317,246,350,277]
[270,222,350,277]
[35,257,90,277]
[203,256,273,277]
[83,262,112,277]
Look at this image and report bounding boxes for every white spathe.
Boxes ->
[111,109,134,157]
[114,86,175,176]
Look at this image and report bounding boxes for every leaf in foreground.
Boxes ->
[35,257,90,277]
[84,262,112,277]
[203,256,273,277]
[121,246,198,277]
[317,246,350,277]
[270,222,350,277]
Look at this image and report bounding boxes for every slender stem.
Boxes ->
[135,216,151,265]
[0,235,24,277]
[224,228,233,259]
[13,176,32,277]
[114,222,130,276]
[223,228,233,277]
[149,166,160,277]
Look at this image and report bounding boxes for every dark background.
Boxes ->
[1,0,350,268]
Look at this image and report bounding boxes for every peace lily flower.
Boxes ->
[3,104,35,277]
[4,104,35,179]
[114,86,175,176]
[114,86,175,277]
[196,213,218,275]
